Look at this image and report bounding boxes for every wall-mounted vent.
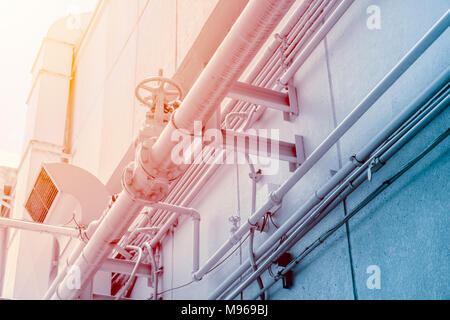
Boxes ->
[24,163,110,226]
[25,168,58,223]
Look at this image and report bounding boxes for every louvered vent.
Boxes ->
[25,168,58,223]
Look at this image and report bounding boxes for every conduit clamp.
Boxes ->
[350,155,364,167]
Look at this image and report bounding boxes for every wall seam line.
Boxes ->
[324,33,358,300]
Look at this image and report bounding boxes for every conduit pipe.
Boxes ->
[279,0,355,85]
[48,0,295,299]
[140,0,349,273]
[50,193,143,299]
[106,0,295,241]
[150,0,295,166]
[228,90,450,300]
[132,0,324,246]
[114,245,143,300]
[143,242,159,300]
[220,80,450,299]
[0,217,79,238]
[221,0,314,118]
[250,125,450,300]
[159,1,336,239]
[194,10,450,283]
[210,67,450,299]
[145,202,200,273]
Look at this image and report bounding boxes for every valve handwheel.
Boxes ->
[135,77,183,108]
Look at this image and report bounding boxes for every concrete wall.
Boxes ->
[70,0,218,183]
[148,0,450,300]
[5,0,449,299]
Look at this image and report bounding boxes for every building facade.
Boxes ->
[0,0,449,300]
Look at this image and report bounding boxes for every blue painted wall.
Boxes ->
[266,0,450,300]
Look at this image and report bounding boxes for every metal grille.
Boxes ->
[25,168,58,223]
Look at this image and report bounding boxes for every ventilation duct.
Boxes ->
[25,163,110,227]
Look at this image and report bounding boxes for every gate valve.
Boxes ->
[135,76,183,126]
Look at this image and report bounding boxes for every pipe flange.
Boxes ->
[122,163,169,203]
[138,138,187,181]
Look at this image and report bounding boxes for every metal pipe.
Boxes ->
[147,203,200,274]
[51,192,143,299]
[0,200,11,209]
[221,0,313,118]
[143,242,158,300]
[114,245,143,300]
[0,217,79,237]
[280,0,353,85]
[233,94,450,300]
[193,218,200,273]
[43,210,108,299]
[145,0,318,236]
[123,0,299,250]
[151,0,295,166]
[208,65,450,299]
[125,0,330,238]
[195,10,450,284]
[146,203,199,246]
[248,228,265,300]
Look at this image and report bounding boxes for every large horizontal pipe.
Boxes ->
[195,10,450,285]
[150,0,295,167]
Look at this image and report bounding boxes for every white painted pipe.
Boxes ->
[143,242,158,300]
[122,0,304,246]
[0,200,11,210]
[210,66,450,299]
[194,10,450,283]
[114,245,143,300]
[145,202,200,273]
[52,192,143,299]
[148,0,317,235]
[228,89,450,300]
[151,0,295,167]
[280,0,355,85]
[0,217,79,237]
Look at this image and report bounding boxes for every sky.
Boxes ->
[0,0,97,168]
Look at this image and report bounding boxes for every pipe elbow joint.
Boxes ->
[189,209,201,221]
[192,272,202,282]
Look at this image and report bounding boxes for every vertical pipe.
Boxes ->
[193,218,200,273]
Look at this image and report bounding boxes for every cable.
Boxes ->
[154,232,252,299]
[249,228,265,300]
[156,280,195,297]
[276,127,450,280]
[144,242,159,300]
[114,245,144,300]
[206,233,251,275]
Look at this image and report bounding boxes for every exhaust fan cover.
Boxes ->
[25,163,110,226]
[25,168,58,223]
